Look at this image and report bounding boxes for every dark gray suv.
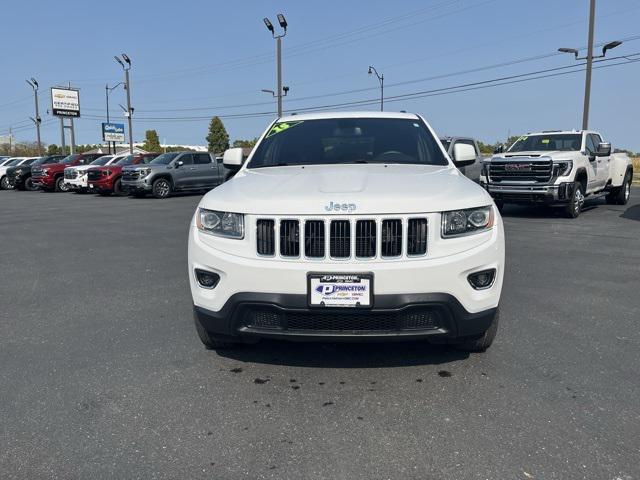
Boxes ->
[121,151,225,198]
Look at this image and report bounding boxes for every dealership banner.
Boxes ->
[102,123,125,142]
[51,87,80,117]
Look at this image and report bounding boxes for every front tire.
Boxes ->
[55,176,70,192]
[194,316,240,350]
[113,178,127,197]
[564,181,584,218]
[606,171,632,205]
[0,176,12,190]
[152,178,172,199]
[454,308,500,353]
[25,177,36,191]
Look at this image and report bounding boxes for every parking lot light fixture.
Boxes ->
[26,77,42,155]
[277,14,288,30]
[368,65,384,111]
[264,14,288,117]
[115,53,134,154]
[263,18,274,34]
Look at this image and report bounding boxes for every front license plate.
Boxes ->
[308,273,372,308]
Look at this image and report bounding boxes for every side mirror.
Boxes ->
[223,147,245,170]
[175,160,184,168]
[493,144,505,154]
[452,143,477,167]
[596,142,611,157]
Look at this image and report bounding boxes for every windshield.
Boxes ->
[150,153,180,165]
[248,118,448,168]
[60,154,81,164]
[117,155,136,165]
[509,134,582,152]
[90,156,113,166]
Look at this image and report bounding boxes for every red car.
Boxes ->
[31,153,104,192]
[87,153,159,196]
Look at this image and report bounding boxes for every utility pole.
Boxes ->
[558,1,622,130]
[582,0,596,130]
[263,14,288,117]
[368,66,384,111]
[106,83,123,154]
[8,126,12,155]
[60,118,66,155]
[114,54,133,153]
[26,78,42,155]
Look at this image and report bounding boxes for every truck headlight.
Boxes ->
[555,160,573,176]
[196,208,244,239]
[441,206,494,238]
[138,168,151,177]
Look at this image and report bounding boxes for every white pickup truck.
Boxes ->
[188,112,505,352]
[481,130,633,218]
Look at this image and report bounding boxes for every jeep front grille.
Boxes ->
[255,217,428,261]
[489,158,553,183]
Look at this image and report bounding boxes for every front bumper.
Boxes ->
[88,177,114,192]
[121,178,152,193]
[189,219,504,341]
[64,177,88,189]
[483,182,574,204]
[31,176,55,188]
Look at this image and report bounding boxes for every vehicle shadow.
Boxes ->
[215,339,470,368]
[500,197,603,218]
[124,191,205,200]
[621,204,640,221]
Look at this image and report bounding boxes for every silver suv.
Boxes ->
[121,151,226,198]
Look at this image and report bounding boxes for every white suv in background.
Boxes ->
[64,155,124,192]
[188,112,505,352]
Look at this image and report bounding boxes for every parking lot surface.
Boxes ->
[1,189,639,480]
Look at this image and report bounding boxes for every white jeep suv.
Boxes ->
[188,112,505,352]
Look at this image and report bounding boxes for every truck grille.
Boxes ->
[87,170,104,181]
[122,171,141,181]
[255,217,428,261]
[489,158,553,183]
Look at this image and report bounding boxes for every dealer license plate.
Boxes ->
[308,273,372,308]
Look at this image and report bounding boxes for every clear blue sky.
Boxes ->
[2,0,639,151]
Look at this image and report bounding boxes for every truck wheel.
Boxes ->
[564,181,584,218]
[152,178,172,199]
[113,178,127,196]
[55,176,70,192]
[25,177,36,191]
[194,316,240,350]
[0,176,12,190]
[454,308,499,353]
[606,171,632,206]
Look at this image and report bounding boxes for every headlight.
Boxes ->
[42,169,49,174]
[555,160,573,177]
[138,168,152,177]
[14,169,23,175]
[441,206,494,238]
[196,208,244,239]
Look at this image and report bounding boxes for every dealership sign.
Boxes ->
[102,123,125,142]
[51,88,80,117]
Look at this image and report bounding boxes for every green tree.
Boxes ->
[47,144,61,155]
[142,129,162,152]
[206,116,229,153]
[232,137,258,148]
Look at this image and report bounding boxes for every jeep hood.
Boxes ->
[200,164,493,215]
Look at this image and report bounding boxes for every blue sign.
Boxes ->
[102,123,125,142]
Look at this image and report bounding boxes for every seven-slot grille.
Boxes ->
[489,158,553,183]
[256,217,428,260]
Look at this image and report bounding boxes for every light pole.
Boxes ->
[114,54,134,153]
[558,0,622,129]
[26,78,42,155]
[368,66,384,111]
[105,82,123,154]
[263,14,288,117]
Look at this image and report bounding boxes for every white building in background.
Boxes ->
[90,143,209,153]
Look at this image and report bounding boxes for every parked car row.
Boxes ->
[1,151,230,198]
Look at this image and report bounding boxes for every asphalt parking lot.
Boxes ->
[1,189,639,480]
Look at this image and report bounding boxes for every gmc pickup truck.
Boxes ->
[481,130,633,217]
[32,153,104,192]
[189,112,505,352]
